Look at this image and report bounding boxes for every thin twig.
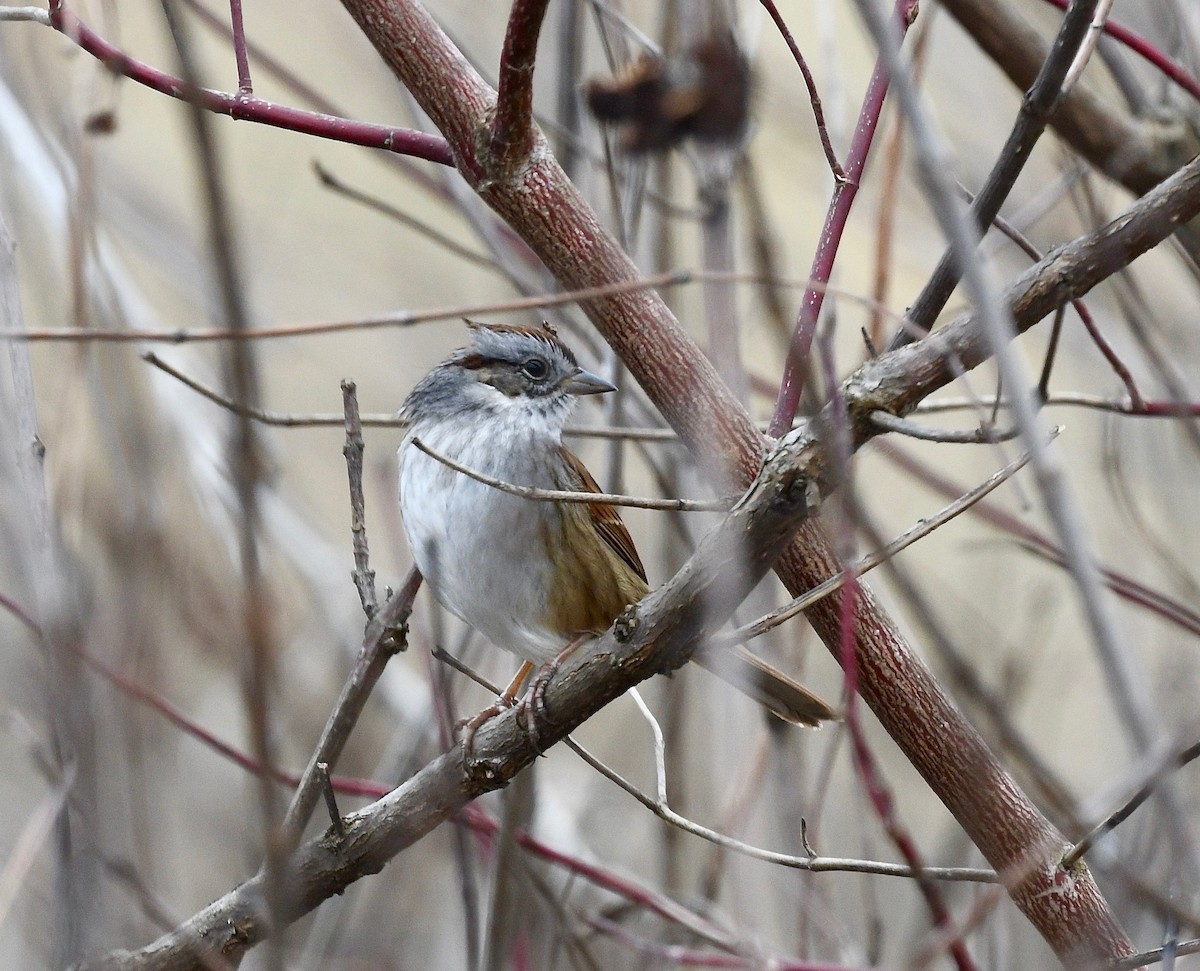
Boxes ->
[890,0,1102,348]
[10,269,696,342]
[1063,737,1200,868]
[316,763,345,839]
[961,181,1144,407]
[139,354,1200,432]
[915,393,1200,418]
[868,410,1020,443]
[758,0,844,180]
[715,437,1047,648]
[881,441,1200,640]
[341,380,377,619]
[313,161,502,275]
[279,571,421,849]
[228,0,251,92]
[1038,0,1200,103]
[1112,937,1200,970]
[409,437,731,512]
[1059,0,1111,95]
[0,6,49,23]
[42,1,453,163]
[585,913,872,971]
[565,695,997,884]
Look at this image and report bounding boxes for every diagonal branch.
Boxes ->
[43,1,454,164]
[68,389,834,971]
[893,0,1101,347]
[939,0,1200,260]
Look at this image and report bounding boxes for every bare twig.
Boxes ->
[228,0,251,92]
[868,410,1019,443]
[1059,0,1111,95]
[341,380,377,619]
[0,6,49,23]
[892,0,1102,348]
[966,183,1144,407]
[1112,937,1200,970]
[409,436,731,512]
[1063,737,1200,869]
[316,763,345,840]
[12,269,695,343]
[881,441,1200,640]
[0,769,74,927]
[1038,0,1200,103]
[43,1,454,163]
[313,161,501,275]
[757,0,844,180]
[279,571,421,849]
[567,695,997,885]
[715,436,1046,649]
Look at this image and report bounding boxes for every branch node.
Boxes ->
[317,762,345,840]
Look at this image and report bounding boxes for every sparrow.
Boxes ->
[397,321,834,741]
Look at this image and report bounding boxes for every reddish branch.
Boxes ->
[321,1,1200,967]
[227,0,251,93]
[44,1,454,165]
[768,0,918,435]
[837,578,977,971]
[251,2,1200,968]
[70,142,1200,970]
[489,0,549,174]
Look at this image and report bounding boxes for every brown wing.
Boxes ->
[561,447,647,583]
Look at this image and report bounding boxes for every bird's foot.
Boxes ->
[459,696,514,778]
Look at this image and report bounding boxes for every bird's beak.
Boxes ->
[562,368,616,395]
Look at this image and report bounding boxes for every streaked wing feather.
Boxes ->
[561,447,647,583]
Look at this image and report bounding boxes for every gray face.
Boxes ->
[400,325,600,427]
[456,327,580,399]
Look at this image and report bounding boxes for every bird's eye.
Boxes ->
[521,358,548,380]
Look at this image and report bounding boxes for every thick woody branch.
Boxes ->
[850,150,1200,439]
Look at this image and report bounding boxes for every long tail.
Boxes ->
[690,645,838,727]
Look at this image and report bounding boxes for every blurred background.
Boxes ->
[2,0,1200,968]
